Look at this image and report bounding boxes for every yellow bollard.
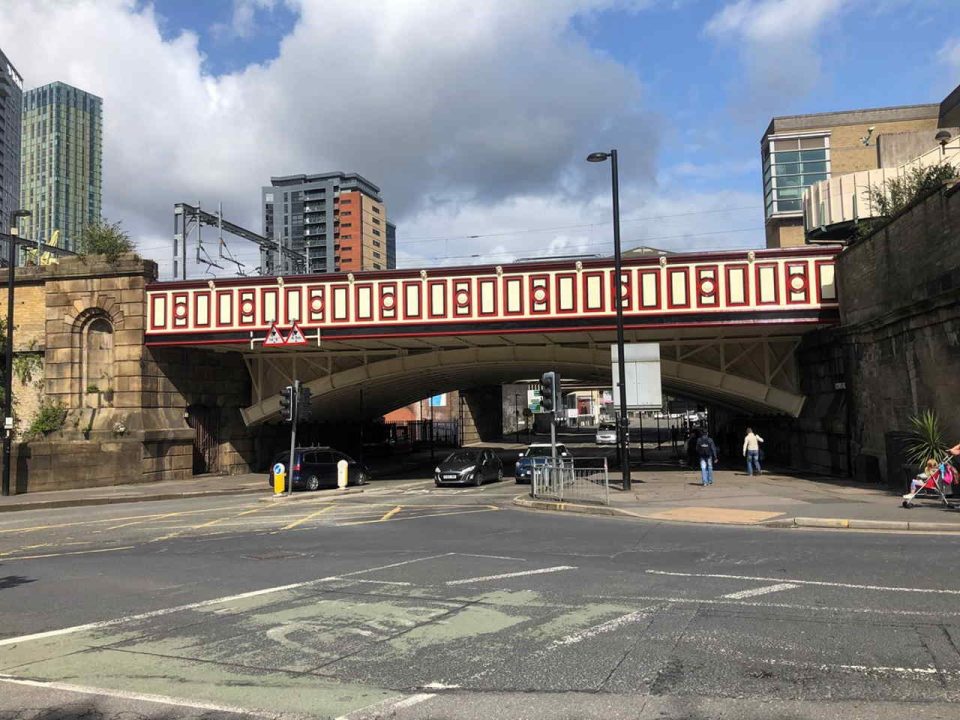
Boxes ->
[273,462,286,494]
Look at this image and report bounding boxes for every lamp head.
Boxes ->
[586,152,611,163]
[935,129,952,146]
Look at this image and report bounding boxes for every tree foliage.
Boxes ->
[79,219,135,262]
[858,163,958,239]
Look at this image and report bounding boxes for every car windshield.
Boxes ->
[443,450,479,464]
[525,447,554,457]
[599,424,616,431]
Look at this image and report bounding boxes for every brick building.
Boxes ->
[761,83,960,248]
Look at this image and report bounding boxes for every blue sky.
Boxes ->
[3,0,958,277]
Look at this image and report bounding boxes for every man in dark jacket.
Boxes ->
[696,430,720,486]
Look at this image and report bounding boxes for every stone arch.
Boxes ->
[71,308,117,408]
[242,344,806,425]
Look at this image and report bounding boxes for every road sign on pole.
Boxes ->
[264,324,285,346]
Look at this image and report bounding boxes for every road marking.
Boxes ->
[0,505,243,535]
[0,676,277,717]
[0,540,89,558]
[1,545,135,562]
[379,505,403,522]
[152,502,271,542]
[446,565,576,586]
[585,592,960,618]
[721,583,799,600]
[338,507,497,527]
[550,609,651,647]
[0,553,452,648]
[106,509,200,531]
[280,504,335,531]
[455,553,527,561]
[392,693,436,709]
[647,570,960,595]
[347,579,413,586]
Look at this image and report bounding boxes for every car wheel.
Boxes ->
[305,475,320,492]
[497,468,503,482]
[435,479,442,487]
[473,472,483,487]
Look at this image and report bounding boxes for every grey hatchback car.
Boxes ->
[267,447,369,491]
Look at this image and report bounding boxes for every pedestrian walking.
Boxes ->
[696,430,719,486]
[685,429,700,468]
[743,427,764,476]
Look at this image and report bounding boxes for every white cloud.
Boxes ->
[0,0,760,279]
[211,0,282,40]
[939,37,960,73]
[705,0,847,113]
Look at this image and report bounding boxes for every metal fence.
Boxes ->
[532,456,609,505]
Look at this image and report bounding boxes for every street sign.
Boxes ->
[264,324,285,346]
[286,322,307,346]
[611,343,662,409]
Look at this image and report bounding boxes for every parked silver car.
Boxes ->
[595,423,617,445]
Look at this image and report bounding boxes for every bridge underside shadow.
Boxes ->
[239,331,805,425]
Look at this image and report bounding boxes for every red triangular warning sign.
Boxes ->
[264,324,286,346]
[286,322,307,346]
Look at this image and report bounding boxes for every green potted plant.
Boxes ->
[905,410,949,470]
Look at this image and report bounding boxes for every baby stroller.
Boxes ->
[901,459,958,508]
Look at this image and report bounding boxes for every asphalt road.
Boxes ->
[2,476,960,719]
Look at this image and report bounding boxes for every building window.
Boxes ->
[372,228,381,236]
[373,251,381,259]
[372,217,381,225]
[372,206,380,214]
[373,263,382,269]
[762,133,830,217]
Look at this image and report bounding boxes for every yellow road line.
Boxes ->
[151,503,268,542]
[2,545,136,562]
[280,505,336,531]
[0,504,246,535]
[379,506,403,522]
[0,540,89,558]
[339,507,497,526]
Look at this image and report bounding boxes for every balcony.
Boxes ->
[804,137,960,241]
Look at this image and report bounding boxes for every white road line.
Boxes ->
[346,579,413,586]
[0,553,452,648]
[586,592,960,618]
[0,676,278,718]
[334,692,435,720]
[454,553,527,561]
[721,583,799,600]
[446,565,576,586]
[647,570,960,595]
[391,693,436,709]
[550,610,651,647]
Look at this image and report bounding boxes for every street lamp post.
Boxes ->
[2,210,31,497]
[587,150,631,490]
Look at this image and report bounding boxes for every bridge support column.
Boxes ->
[460,386,503,446]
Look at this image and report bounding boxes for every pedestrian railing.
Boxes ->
[532,456,609,505]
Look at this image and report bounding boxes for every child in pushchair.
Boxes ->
[902,457,958,508]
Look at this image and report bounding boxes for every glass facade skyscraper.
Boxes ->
[0,48,23,227]
[20,81,103,251]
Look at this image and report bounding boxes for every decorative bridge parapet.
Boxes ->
[144,246,841,345]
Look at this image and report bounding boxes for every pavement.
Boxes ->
[513,462,960,532]
[5,452,960,533]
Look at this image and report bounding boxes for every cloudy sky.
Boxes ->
[1,0,957,278]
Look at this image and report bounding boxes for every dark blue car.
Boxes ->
[514,443,569,484]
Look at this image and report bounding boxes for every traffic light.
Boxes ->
[279,385,294,423]
[297,386,312,423]
[540,372,559,413]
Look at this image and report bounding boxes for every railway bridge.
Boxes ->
[3,245,841,491]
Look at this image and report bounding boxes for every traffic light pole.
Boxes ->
[286,379,299,496]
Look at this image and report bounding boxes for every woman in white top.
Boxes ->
[743,428,764,476]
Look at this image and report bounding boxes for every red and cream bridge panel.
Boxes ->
[145,247,840,343]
